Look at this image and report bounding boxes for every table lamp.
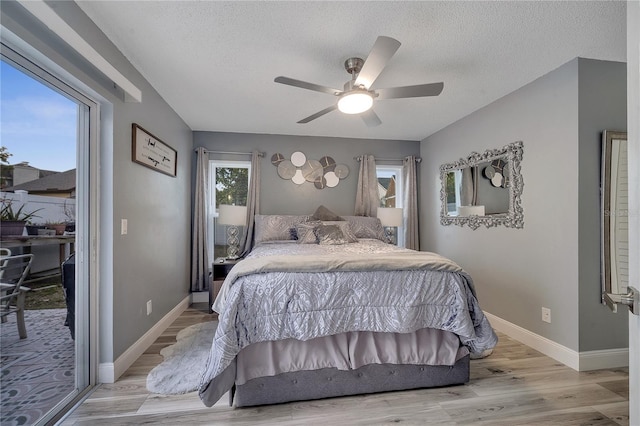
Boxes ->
[218,205,247,259]
[377,207,403,244]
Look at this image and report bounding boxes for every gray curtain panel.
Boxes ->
[354,154,378,217]
[239,151,261,257]
[460,167,473,207]
[460,166,479,207]
[191,147,209,292]
[403,156,420,251]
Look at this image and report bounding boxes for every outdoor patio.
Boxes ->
[0,308,75,425]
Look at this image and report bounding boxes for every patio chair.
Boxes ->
[0,254,34,339]
[0,248,11,280]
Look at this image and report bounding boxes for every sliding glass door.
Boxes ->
[1,43,97,425]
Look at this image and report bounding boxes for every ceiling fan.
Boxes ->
[274,36,444,127]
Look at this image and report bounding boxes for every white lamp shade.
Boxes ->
[377,207,403,227]
[218,205,247,226]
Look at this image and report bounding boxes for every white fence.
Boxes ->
[1,191,75,274]
[1,191,75,225]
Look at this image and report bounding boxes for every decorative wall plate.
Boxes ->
[334,164,350,179]
[291,151,307,167]
[292,169,305,185]
[271,153,285,166]
[324,171,339,187]
[320,156,336,172]
[277,160,296,179]
[302,159,323,182]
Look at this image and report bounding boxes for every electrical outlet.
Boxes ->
[541,307,551,323]
[121,219,128,235]
[147,300,152,315]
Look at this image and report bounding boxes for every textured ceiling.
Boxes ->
[76,1,626,141]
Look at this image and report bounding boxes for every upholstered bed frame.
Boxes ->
[231,355,470,407]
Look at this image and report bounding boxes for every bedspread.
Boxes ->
[199,240,497,406]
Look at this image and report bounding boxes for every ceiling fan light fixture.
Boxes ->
[337,91,373,114]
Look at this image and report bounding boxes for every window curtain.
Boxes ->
[460,166,478,206]
[191,147,209,292]
[403,156,420,251]
[354,154,378,217]
[239,151,261,257]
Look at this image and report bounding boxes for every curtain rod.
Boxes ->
[195,148,264,157]
[354,156,422,163]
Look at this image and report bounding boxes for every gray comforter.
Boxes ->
[199,240,497,406]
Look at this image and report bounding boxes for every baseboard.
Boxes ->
[483,311,628,371]
[578,348,629,371]
[98,295,190,383]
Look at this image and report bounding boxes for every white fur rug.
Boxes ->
[146,321,217,394]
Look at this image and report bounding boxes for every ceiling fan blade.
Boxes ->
[275,76,342,96]
[354,36,401,89]
[360,109,382,127]
[297,105,338,124]
[376,82,444,99]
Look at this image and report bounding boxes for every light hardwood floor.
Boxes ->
[60,307,629,425]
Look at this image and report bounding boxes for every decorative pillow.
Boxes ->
[315,224,349,245]
[343,216,388,242]
[254,215,311,243]
[311,205,344,221]
[289,227,298,240]
[321,221,358,243]
[296,221,321,244]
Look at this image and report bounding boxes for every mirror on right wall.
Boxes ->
[440,140,524,230]
[601,131,629,311]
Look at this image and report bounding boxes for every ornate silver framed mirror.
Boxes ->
[440,140,524,229]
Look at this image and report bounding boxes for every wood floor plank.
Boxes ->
[439,383,625,423]
[469,366,629,396]
[60,307,630,425]
[593,401,631,426]
[472,406,622,426]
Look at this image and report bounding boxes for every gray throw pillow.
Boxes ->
[296,221,321,244]
[311,205,343,221]
[342,216,388,242]
[321,221,358,243]
[315,224,349,245]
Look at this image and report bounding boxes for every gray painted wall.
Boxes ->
[2,2,193,361]
[577,58,627,351]
[420,58,627,352]
[193,132,419,216]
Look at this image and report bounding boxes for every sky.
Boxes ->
[1,60,77,172]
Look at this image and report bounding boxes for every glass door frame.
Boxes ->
[1,42,99,425]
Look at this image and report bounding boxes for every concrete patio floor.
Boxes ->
[1,308,75,426]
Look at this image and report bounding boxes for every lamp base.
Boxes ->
[384,227,397,245]
[226,225,240,259]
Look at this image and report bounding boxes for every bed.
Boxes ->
[198,213,497,407]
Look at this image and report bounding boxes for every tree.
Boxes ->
[215,167,248,207]
[0,146,11,164]
[0,147,13,188]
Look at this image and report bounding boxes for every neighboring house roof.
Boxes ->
[5,169,76,193]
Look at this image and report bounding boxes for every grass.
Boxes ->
[25,277,67,310]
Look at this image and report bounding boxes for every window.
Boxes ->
[446,170,463,215]
[376,165,404,247]
[208,160,250,261]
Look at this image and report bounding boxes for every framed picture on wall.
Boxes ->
[131,123,177,177]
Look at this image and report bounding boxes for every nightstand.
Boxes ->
[210,257,241,314]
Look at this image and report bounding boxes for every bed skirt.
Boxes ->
[231,354,470,407]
